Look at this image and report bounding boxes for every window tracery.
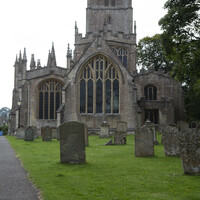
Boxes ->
[111,47,128,68]
[79,55,120,114]
[38,79,63,119]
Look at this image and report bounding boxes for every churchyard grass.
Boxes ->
[6,135,200,200]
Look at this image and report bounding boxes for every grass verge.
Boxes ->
[6,135,200,200]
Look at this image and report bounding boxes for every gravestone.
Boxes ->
[178,130,200,175]
[25,126,34,141]
[32,126,38,139]
[42,126,52,141]
[99,121,110,138]
[114,121,127,145]
[16,126,25,139]
[135,126,154,157]
[59,122,86,164]
[51,127,57,139]
[178,121,189,131]
[103,139,113,146]
[162,125,180,156]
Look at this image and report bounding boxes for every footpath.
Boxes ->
[0,136,39,200]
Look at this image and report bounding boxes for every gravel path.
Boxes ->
[0,136,40,200]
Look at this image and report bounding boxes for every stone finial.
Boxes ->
[19,50,22,60]
[23,48,27,61]
[37,59,41,69]
[30,54,36,70]
[134,21,137,34]
[75,21,78,34]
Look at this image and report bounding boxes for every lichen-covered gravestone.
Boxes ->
[25,126,34,141]
[114,121,127,145]
[42,126,52,141]
[162,125,180,156]
[99,121,110,138]
[16,126,25,139]
[178,130,200,175]
[59,122,86,164]
[135,126,154,157]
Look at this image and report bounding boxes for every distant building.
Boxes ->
[9,0,185,135]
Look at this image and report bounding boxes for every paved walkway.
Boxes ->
[0,136,39,200]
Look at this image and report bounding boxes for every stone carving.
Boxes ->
[178,130,200,175]
[25,126,34,141]
[99,121,110,138]
[59,122,86,164]
[135,126,154,157]
[42,126,52,141]
[162,125,180,156]
[16,126,25,139]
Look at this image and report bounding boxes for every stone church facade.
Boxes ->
[9,0,185,134]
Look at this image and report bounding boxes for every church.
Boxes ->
[9,0,185,135]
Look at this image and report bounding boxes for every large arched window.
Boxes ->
[79,55,120,114]
[38,79,63,119]
[105,0,109,6]
[144,85,157,100]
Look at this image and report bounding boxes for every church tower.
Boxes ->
[86,0,133,34]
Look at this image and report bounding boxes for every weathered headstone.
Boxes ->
[51,127,57,139]
[16,126,25,139]
[135,126,154,157]
[162,125,180,156]
[59,122,86,164]
[99,121,110,138]
[42,126,52,141]
[114,121,127,145]
[25,126,34,141]
[178,130,200,175]
[103,139,113,146]
[116,121,127,133]
[178,121,189,131]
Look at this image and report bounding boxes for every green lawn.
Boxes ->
[6,135,200,200]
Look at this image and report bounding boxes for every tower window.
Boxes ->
[105,0,109,6]
[111,0,115,6]
[38,79,63,119]
[79,55,120,114]
[144,85,157,100]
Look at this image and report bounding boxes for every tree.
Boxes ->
[159,0,200,86]
[137,34,173,72]
[159,0,200,121]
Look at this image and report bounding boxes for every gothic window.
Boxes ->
[111,0,115,6]
[79,55,120,114]
[145,109,159,124]
[144,85,157,100]
[105,0,109,6]
[38,79,63,119]
[97,0,102,5]
[112,47,128,68]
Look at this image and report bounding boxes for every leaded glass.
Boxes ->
[112,47,128,68]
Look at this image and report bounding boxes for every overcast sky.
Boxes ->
[0,0,167,109]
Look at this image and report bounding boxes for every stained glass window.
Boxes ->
[38,79,63,119]
[79,55,120,114]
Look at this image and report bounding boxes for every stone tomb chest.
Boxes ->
[59,122,86,164]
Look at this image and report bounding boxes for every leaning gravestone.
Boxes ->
[99,121,110,138]
[114,121,127,145]
[25,126,34,141]
[42,126,52,141]
[135,126,154,157]
[178,130,200,175]
[59,122,86,164]
[162,125,180,156]
[16,126,25,139]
